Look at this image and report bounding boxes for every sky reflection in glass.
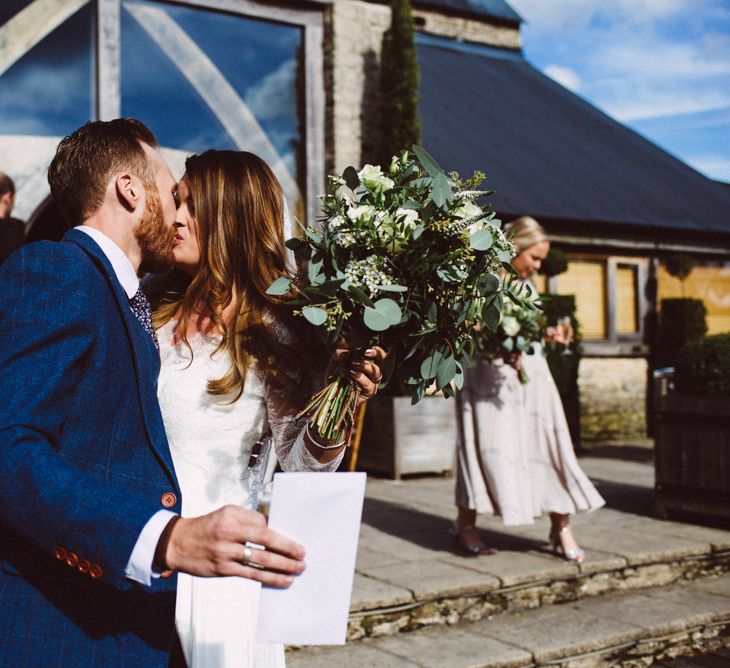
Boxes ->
[121,0,303,178]
[0,2,94,137]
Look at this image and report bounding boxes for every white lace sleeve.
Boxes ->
[261,312,344,472]
[264,377,345,472]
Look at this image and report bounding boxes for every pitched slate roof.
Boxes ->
[417,35,730,240]
[413,0,522,24]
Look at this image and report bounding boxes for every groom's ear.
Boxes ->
[115,172,141,213]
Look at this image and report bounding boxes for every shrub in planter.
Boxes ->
[655,298,707,369]
[540,293,581,447]
[675,333,730,397]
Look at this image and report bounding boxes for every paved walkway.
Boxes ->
[290,441,730,666]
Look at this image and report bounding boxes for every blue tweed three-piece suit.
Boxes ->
[0,229,182,667]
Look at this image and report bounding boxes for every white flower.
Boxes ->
[328,215,346,229]
[501,315,521,337]
[454,201,482,219]
[395,208,419,229]
[466,220,484,235]
[347,204,376,223]
[358,164,395,192]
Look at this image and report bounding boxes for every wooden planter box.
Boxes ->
[655,390,730,520]
[356,395,455,480]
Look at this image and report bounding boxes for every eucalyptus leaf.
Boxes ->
[376,284,408,293]
[347,284,375,308]
[284,238,304,250]
[482,297,502,331]
[363,306,395,331]
[373,297,402,324]
[412,145,444,178]
[469,229,494,251]
[430,173,452,209]
[342,166,359,190]
[301,306,327,326]
[305,228,322,244]
[308,259,324,286]
[265,276,291,296]
[411,382,426,405]
[421,350,446,380]
[436,354,457,389]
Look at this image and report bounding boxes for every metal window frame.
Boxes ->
[96,0,325,226]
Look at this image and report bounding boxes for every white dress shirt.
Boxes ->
[77,226,175,586]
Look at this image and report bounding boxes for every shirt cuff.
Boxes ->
[125,509,177,586]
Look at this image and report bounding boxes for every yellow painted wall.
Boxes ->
[555,261,606,339]
[658,265,730,334]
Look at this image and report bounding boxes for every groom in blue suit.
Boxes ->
[0,119,306,667]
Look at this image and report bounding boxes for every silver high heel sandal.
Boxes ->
[549,525,586,564]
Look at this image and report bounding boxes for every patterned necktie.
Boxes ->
[129,289,159,350]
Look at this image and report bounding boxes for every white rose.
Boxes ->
[395,208,419,229]
[501,316,521,337]
[454,201,482,219]
[347,204,376,223]
[358,164,395,192]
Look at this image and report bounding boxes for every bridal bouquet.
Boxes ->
[268,146,514,443]
[478,280,545,384]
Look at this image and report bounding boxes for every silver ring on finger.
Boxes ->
[241,544,264,569]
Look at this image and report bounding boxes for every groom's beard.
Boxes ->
[137,182,175,274]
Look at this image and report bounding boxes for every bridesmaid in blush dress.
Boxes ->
[452,216,604,561]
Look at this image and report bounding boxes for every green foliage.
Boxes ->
[675,333,730,396]
[379,0,420,164]
[663,253,696,282]
[655,298,707,368]
[275,146,512,404]
[540,294,581,445]
[539,248,569,278]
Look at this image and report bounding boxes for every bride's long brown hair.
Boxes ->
[154,150,296,400]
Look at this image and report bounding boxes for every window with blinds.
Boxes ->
[616,265,639,334]
[556,261,607,339]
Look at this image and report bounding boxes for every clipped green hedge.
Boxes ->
[675,333,730,396]
[655,298,707,369]
[540,293,581,446]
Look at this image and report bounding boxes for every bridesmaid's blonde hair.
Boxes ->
[504,216,548,253]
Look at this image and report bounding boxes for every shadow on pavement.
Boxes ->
[361,496,548,555]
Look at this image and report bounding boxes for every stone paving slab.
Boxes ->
[350,573,414,612]
[288,642,422,668]
[358,558,501,600]
[365,625,533,668]
[290,574,730,667]
[476,601,639,663]
[438,549,578,587]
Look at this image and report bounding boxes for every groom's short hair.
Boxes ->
[48,118,158,226]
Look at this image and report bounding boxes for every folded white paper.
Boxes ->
[256,472,367,645]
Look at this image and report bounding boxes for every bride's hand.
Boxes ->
[327,345,387,404]
[161,505,306,586]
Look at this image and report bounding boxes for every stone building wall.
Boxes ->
[578,357,648,441]
[323,1,521,174]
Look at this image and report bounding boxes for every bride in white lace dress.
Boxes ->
[150,150,384,667]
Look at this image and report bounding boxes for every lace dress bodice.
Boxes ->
[157,319,341,515]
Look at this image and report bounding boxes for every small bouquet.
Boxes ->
[267,146,514,443]
[478,280,545,384]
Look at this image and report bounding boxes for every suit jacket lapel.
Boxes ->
[64,229,177,483]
